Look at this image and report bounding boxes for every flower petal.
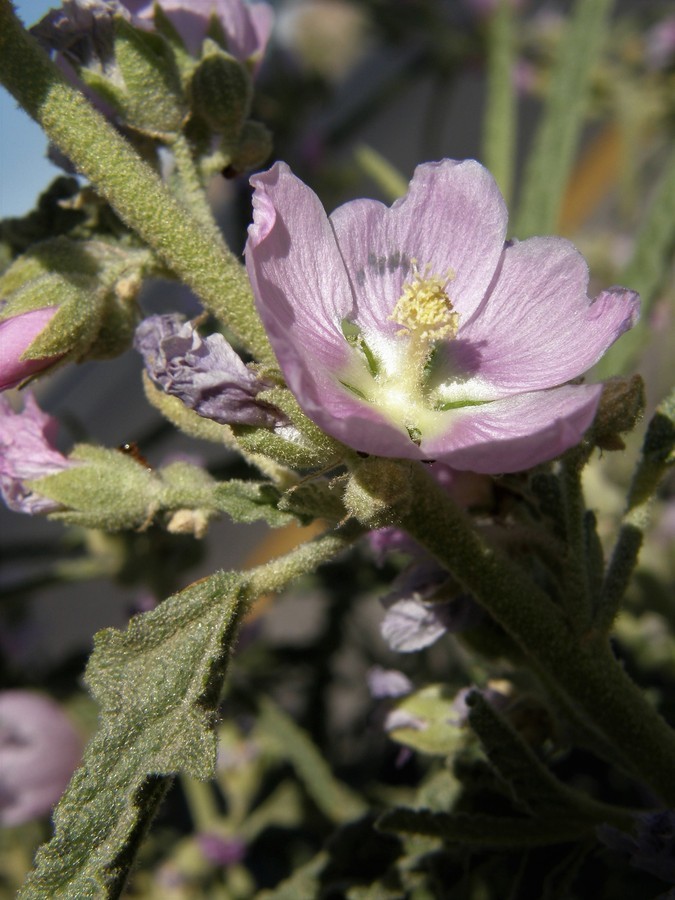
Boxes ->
[329,158,508,337]
[246,162,407,446]
[0,307,60,391]
[246,162,353,368]
[0,393,76,514]
[422,383,603,472]
[457,237,640,393]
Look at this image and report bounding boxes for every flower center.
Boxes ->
[340,263,466,445]
[389,265,459,350]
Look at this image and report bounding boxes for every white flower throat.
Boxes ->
[340,264,463,444]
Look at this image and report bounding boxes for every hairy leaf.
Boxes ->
[19,571,245,899]
[213,479,298,527]
[378,808,592,847]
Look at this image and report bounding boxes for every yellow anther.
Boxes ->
[390,265,458,344]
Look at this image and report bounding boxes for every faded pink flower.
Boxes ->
[0,691,83,826]
[122,0,274,66]
[0,392,77,515]
[245,160,640,473]
[0,307,61,391]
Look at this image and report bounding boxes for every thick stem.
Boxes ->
[168,131,225,245]
[559,453,593,632]
[0,1,273,363]
[396,462,675,804]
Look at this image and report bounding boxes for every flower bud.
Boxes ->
[343,458,414,528]
[0,307,61,390]
[0,691,83,826]
[190,42,252,137]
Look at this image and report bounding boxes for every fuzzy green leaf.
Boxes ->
[33,444,164,531]
[468,693,598,820]
[212,479,298,527]
[377,808,592,847]
[19,571,245,899]
[596,387,675,632]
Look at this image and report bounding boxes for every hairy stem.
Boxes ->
[396,461,675,804]
[0,1,273,362]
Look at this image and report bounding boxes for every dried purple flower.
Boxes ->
[599,810,675,886]
[197,832,247,867]
[134,313,285,428]
[367,666,413,699]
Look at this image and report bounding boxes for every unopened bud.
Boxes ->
[343,458,413,528]
[190,41,252,136]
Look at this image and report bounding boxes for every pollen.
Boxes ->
[390,264,459,344]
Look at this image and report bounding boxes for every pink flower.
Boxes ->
[0,691,83,826]
[122,0,274,66]
[0,307,61,391]
[645,15,675,70]
[245,160,640,473]
[0,392,77,515]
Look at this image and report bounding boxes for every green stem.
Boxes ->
[559,453,593,632]
[513,0,615,237]
[481,0,516,205]
[168,131,224,244]
[395,462,675,804]
[244,521,364,599]
[0,1,273,363]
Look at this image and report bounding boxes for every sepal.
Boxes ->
[113,18,186,136]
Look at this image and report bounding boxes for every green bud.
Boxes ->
[226,120,273,177]
[114,18,186,135]
[189,41,252,137]
[1,237,149,365]
[343,458,414,528]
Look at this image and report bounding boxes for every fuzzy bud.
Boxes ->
[0,307,61,390]
[343,458,414,528]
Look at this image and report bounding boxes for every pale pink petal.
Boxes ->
[123,0,273,63]
[0,307,60,391]
[456,238,640,393]
[0,691,83,826]
[329,159,508,337]
[421,384,602,472]
[246,162,357,404]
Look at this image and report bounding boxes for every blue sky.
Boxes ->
[1,1,66,218]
